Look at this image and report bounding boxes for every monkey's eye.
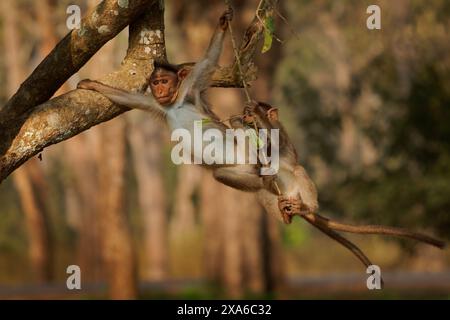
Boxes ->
[152,80,159,85]
[162,79,168,84]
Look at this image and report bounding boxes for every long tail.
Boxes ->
[301,212,446,249]
[302,215,372,268]
[301,215,385,286]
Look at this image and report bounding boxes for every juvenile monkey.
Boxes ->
[240,100,445,272]
[242,101,318,224]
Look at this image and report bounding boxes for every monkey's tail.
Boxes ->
[302,215,372,268]
[301,215,384,286]
[302,212,446,249]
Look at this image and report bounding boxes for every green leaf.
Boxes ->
[249,129,265,149]
[262,16,275,53]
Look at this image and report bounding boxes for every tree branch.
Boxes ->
[0,0,156,122]
[0,0,164,182]
[0,0,276,182]
[211,0,277,87]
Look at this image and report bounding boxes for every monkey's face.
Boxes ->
[150,71,180,106]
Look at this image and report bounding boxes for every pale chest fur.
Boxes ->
[166,102,205,131]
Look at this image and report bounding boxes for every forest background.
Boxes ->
[0,0,449,299]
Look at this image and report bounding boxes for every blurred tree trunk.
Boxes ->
[129,118,168,281]
[2,0,54,283]
[36,0,102,282]
[87,0,137,297]
[12,165,53,282]
[35,0,70,96]
[64,135,103,282]
[171,166,201,237]
[220,188,244,297]
[36,0,57,57]
[200,172,224,283]
[98,118,137,299]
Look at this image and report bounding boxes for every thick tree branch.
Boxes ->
[0,0,165,181]
[0,0,276,182]
[0,0,156,122]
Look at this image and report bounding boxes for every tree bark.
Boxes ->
[0,0,156,123]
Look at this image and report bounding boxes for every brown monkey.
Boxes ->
[242,101,318,224]
[241,100,445,273]
[77,8,445,272]
[78,8,264,193]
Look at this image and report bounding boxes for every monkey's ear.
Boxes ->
[267,107,279,121]
[178,68,190,80]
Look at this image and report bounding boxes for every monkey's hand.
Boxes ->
[243,100,258,124]
[77,79,101,91]
[219,6,234,31]
[278,196,302,224]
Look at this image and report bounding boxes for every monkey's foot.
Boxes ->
[278,196,302,224]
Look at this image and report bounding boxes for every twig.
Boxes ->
[274,7,300,40]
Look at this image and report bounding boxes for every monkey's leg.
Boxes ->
[261,174,282,195]
[292,166,319,212]
[257,189,285,222]
[213,165,264,192]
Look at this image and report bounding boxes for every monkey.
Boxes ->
[241,100,318,225]
[77,7,445,272]
[78,7,266,194]
[239,100,445,274]
[77,7,307,221]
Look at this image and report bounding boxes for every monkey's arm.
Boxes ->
[77,79,166,120]
[177,8,232,103]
